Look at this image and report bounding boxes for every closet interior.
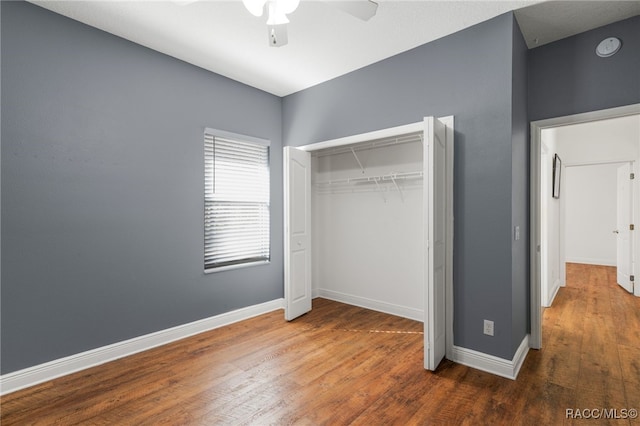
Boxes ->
[310,132,425,321]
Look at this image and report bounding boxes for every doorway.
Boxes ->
[284,117,454,370]
[530,104,640,349]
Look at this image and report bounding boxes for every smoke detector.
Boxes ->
[596,37,622,58]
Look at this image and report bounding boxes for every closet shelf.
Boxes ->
[314,170,423,186]
[312,132,423,158]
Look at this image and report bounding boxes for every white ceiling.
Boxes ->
[31,1,640,96]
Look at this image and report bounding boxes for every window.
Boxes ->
[204,129,270,272]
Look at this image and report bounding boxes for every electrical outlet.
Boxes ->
[483,320,494,336]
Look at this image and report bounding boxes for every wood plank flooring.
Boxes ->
[2,263,639,425]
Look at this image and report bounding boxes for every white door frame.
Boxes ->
[529,103,640,349]
[540,146,550,307]
[292,117,455,364]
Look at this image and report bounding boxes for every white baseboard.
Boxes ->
[565,257,616,267]
[546,278,561,307]
[0,298,285,396]
[314,288,423,322]
[452,334,530,380]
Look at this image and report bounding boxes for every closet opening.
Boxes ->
[311,132,425,322]
[284,117,454,371]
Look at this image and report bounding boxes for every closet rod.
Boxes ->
[314,170,423,186]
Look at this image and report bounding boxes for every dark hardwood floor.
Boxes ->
[1,263,639,424]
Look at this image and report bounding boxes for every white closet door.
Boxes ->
[424,117,447,371]
[284,146,312,320]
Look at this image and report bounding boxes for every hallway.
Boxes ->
[524,263,640,422]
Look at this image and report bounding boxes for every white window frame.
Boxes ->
[204,128,271,273]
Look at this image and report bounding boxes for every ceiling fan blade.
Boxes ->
[329,0,378,21]
[244,0,268,17]
[268,24,289,47]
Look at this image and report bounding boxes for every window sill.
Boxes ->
[204,260,270,274]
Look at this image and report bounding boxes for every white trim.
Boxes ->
[531,104,640,129]
[512,334,530,379]
[565,257,616,267]
[544,278,561,307]
[315,289,423,322]
[452,335,530,380]
[530,103,640,350]
[297,122,423,152]
[0,298,284,396]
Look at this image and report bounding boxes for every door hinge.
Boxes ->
[631,275,635,282]
[631,173,635,180]
[631,224,635,231]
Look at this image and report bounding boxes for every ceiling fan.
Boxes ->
[180,0,379,47]
[243,0,378,47]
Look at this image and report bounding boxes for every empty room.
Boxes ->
[1,0,639,424]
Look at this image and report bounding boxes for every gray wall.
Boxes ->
[283,13,523,360]
[528,15,640,122]
[510,17,529,354]
[1,1,284,374]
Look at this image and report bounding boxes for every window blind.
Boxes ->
[204,132,270,271]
